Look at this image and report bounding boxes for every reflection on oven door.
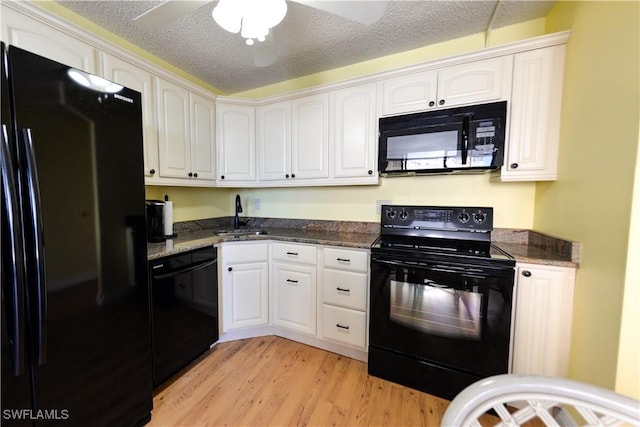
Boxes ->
[390,280,482,339]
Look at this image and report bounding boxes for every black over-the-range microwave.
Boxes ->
[378,101,507,176]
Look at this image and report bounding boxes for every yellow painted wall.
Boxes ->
[232,18,546,99]
[540,1,640,396]
[616,125,640,399]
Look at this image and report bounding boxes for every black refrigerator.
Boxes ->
[1,44,153,426]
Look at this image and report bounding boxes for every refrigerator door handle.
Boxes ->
[19,128,47,366]
[1,123,26,376]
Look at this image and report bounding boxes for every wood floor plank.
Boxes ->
[150,336,467,426]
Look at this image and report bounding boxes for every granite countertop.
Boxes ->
[147,217,380,261]
[147,217,580,268]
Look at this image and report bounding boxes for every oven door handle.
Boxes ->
[372,257,492,277]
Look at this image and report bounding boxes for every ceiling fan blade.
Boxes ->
[133,0,211,30]
[251,34,278,67]
[293,0,388,25]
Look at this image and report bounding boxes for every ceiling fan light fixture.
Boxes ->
[212,0,286,44]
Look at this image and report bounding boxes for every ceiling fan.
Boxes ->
[133,0,389,67]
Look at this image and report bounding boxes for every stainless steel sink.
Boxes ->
[214,229,268,236]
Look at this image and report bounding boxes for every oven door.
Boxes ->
[369,252,514,377]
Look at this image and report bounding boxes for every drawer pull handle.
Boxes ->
[336,324,350,330]
[286,279,299,284]
[336,258,351,263]
[336,287,350,292]
[286,252,299,256]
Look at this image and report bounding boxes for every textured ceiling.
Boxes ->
[55,1,556,94]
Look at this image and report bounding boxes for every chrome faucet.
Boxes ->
[233,194,243,229]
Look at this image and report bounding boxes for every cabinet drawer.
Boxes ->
[272,242,317,265]
[323,247,368,272]
[222,242,268,263]
[323,269,367,311]
[322,305,366,348]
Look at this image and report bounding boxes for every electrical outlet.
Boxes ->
[376,199,392,214]
[254,198,261,211]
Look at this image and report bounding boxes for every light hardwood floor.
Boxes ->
[149,336,497,426]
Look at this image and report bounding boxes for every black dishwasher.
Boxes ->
[149,246,218,387]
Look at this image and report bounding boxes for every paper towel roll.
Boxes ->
[163,201,173,236]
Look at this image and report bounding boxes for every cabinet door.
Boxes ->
[216,103,256,182]
[102,53,159,180]
[437,56,512,108]
[1,6,97,73]
[222,262,269,331]
[258,101,291,181]
[156,78,191,179]
[190,93,216,181]
[502,46,566,181]
[382,71,438,115]
[332,84,378,179]
[511,263,576,377]
[272,263,316,335]
[291,94,329,179]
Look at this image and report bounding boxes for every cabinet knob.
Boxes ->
[188,172,193,177]
[368,170,373,175]
[522,270,532,277]
[193,173,198,178]
[291,173,296,178]
[221,175,225,180]
[285,174,290,179]
[149,169,156,175]
[511,163,519,169]
[228,267,233,272]
[429,101,435,107]
[439,99,445,105]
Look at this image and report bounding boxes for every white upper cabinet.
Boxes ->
[500,45,566,181]
[190,92,217,181]
[291,93,330,180]
[156,77,215,182]
[1,6,97,73]
[382,70,438,115]
[156,78,190,178]
[216,102,257,184]
[331,84,379,181]
[101,53,159,181]
[258,101,292,181]
[382,56,513,116]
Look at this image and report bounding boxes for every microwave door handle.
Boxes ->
[461,116,470,165]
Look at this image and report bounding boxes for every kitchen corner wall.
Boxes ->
[145,19,548,230]
[541,1,640,398]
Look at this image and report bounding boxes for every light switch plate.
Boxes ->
[376,199,392,214]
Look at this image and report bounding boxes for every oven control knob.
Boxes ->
[458,212,470,223]
[386,209,396,220]
[473,213,487,224]
[399,210,409,221]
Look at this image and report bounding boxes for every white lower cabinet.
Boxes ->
[220,242,269,332]
[271,243,317,335]
[319,247,369,350]
[511,263,576,377]
[321,305,366,348]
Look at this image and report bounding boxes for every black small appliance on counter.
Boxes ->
[146,199,166,242]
